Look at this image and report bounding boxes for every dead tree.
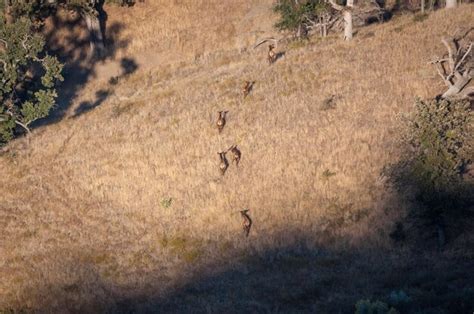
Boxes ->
[430,34,473,99]
[327,0,383,40]
[305,11,340,38]
[328,0,354,40]
[446,0,457,8]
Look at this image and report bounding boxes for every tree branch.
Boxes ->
[0,58,7,72]
[14,119,31,134]
[441,37,455,72]
[328,0,344,11]
[0,38,7,49]
[454,42,472,73]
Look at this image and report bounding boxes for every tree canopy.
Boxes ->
[0,15,63,144]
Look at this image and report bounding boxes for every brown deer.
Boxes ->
[218,151,229,175]
[268,44,277,65]
[227,145,241,167]
[242,81,255,98]
[254,38,282,65]
[216,111,228,133]
[240,209,252,237]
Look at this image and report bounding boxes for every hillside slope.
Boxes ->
[1,3,473,312]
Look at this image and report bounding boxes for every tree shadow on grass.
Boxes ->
[386,168,474,250]
[72,89,111,117]
[31,7,138,128]
[71,57,139,117]
[11,231,474,314]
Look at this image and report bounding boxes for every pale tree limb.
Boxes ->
[328,0,344,11]
[430,35,473,99]
[0,58,7,72]
[454,42,472,73]
[253,37,278,49]
[441,38,455,72]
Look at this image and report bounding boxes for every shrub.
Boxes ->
[355,299,399,314]
[273,0,329,38]
[355,300,398,314]
[0,16,63,145]
[385,98,473,243]
[388,290,411,305]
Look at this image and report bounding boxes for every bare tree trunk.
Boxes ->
[421,0,425,13]
[445,0,457,8]
[296,24,302,38]
[328,0,353,40]
[344,0,354,40]
[343,10,353,40]
[442,72,472,98]
[83,13,105,59]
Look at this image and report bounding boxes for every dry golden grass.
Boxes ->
[105,0,276,62]
[0,2,473,312]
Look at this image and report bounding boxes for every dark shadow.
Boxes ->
[386,165,474,250]
[380,10,393,22]
[72,89,111,117]
[120,57,138,75]
[30,5,137,128]
[384,155,474,249]
[275,51,286,63]
[16,236,474,313]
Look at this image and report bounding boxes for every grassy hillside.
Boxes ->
[0,2,473,312]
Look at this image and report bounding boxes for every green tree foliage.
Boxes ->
[386,98,473,225]
[0,15,63,144]
[355,299,399,314]
[273,0,329,38]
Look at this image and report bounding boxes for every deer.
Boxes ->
[254,38,283,65]
[267,44,277,64]
[216,111,228,133]
[242,81,255,98]
[240,209,252,237]
[218,151,229,175]
[227,145,241,167]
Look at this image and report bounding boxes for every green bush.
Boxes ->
[385,98,473,240]
[355,299,399,314]
[273,0,329,38]
[0,16,63,145]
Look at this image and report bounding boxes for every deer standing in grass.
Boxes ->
[240,209,252,237]
[254,38,280,65]
[216,111,228,133]
[268,44,277,64]
[218,151,229,175]
[227,145,241,167]
[242,81,254,98]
